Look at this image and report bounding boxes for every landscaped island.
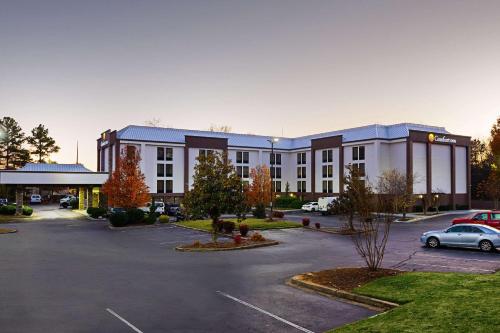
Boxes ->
[174,218,301,232]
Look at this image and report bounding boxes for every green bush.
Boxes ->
[144,213,157,225]
[126,208,145,224]
[0,205,17,215]
[22,206,33,216]
[274,196,305,209]
[252,203,266,219]
[159,215,169,223]
[87,207,107,219]
[109,212,127,227]
[222,221,235,233]
[70,198,79,209]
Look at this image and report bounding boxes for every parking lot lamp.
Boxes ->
[267,137,279,220]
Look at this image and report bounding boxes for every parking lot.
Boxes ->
[0,209,498,333]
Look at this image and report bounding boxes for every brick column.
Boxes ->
[15,186,23,215]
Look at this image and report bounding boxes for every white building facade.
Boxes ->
[97,123,471,209]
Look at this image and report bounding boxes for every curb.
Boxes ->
[107,223,169,230]
[0,228,18,234]
[288,274,399,311]
[175,240,279,252]
[172,223,233,238]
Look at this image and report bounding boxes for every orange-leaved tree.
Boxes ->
[247,165,271,207]
[102,148,150,209]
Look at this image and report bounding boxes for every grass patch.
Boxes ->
[175,218,301,231]
[331,271,500,332]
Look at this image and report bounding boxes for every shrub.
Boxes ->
[144,213,156,225]
[159,215,169,223]
[302,218,310,227]
[233,234,242,245]
[0,205,16,215]
[216,220,224,232]
[22,206,33,216]
[274,196,305,209]
[252,203,266,219]
[126,208,145,224]
[272,211,284,218]
[87,207,107,219]
[70,198,79,209]
[239,223,249,237]
[250,232,266,242]
[315,222,321,229]
[222,221,235,233]
[109,212,127,227]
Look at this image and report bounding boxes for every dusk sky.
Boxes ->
[1,0,500,170]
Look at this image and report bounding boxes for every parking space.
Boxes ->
[0,210,498,332]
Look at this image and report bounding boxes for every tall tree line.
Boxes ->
[0,117,60,170]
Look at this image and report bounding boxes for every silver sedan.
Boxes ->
[420,224,500,252]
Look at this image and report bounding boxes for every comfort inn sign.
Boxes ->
[428,133,457,144]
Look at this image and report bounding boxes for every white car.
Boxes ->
[30,194,42,204]
[301,202,319,212]
[140,202,166,215]
[60,195,76,208]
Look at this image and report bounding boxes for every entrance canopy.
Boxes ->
[0,163,108,186]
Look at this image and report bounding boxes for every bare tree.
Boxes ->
[377,169,417,220]
[351,171,402,271]
[144,118,165,127]
[208,124,231,133]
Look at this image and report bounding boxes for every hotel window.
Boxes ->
[352,146,365,161]
[352,162,366,177]
[297,166,306,179]
[297,181,306,193]
[165,180,173,193]
[157,164,165,177]
[322,180,333,193]
[157,180,164,193]
[322,165,333,178]
[236,151,249,164]
[158,147,173,161]
[271,167,281,179]
[126,145,137,158]
[270,153,281,165]
[237,166,249,179]
[165,164,173,177]
[297,152,306,165]
[199,149,214,158]
[322,149,333,163]
[272,181,282,193]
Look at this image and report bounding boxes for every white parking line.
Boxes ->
[216,291,315,333]
[106,308,143,333]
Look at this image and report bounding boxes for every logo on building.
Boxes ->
[428,133,456,144]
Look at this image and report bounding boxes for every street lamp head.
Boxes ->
[272,137,279,143]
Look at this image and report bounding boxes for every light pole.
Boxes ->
[267,137,279,220]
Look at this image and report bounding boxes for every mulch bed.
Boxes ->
[177,239,277,251]
[303,267,403,292]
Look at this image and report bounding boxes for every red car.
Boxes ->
[452,211,500,229]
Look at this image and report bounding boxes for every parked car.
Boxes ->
[452,211,500,229]
[166,203,181,216]
[30,194,42,204]
[140,202,165,215]
[60,195,76,208]
[0,198,8,206]
[421,224,500,252]
[301,202,319,212]
[318,196,337,215]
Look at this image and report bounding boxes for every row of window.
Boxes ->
[157,180,173,193]
[157,147,173,161]
[157,164,173,177]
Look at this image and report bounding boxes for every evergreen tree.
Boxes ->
[27,124,60,163]
[0,117,31,169]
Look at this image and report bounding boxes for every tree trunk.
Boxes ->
[211,217,219,243]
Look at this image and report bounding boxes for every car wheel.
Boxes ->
[62,202,69,208]
[426,237,440,248]
[479,240,494,252]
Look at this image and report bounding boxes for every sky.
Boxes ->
[1,0,500,170]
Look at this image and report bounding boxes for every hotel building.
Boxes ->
[97,123,471,209]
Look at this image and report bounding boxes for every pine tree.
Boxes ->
[27,124,60,163]
[0,117,31,169]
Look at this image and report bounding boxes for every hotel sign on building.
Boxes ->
[97,123,471,209]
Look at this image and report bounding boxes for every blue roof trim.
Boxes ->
[116,123,450,149]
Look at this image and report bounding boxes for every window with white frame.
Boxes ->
[272,181,282,193]
[270,166,281,179]
[199,149,214,158]
[322,180,333,193]
[322,149,333,163]
[297,180,306,193]
[270,153,281,165]
[321,149,334,193]
[297,166,306,179]
[157,146,174,193]
[352,146,366,177]
[235,151,250,180]
[236,151,249,164]
[236,166,249,179]
[297,152,306,165]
